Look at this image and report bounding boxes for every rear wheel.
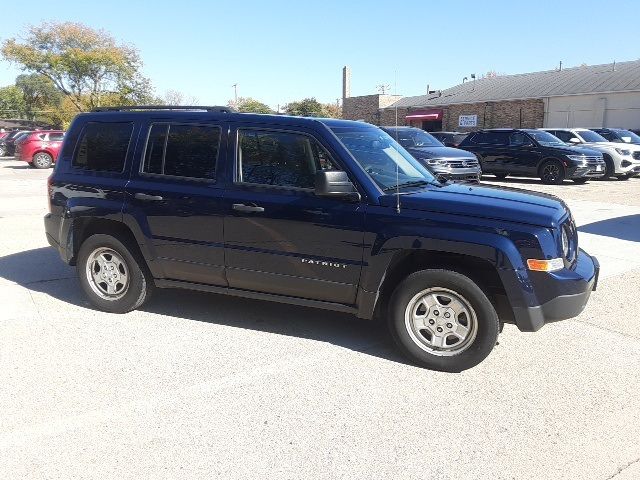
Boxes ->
[388,269,499,372]
[77,234,153,313]
[32,152,53,169]
[572,178,588,184]
[539,159,565,184]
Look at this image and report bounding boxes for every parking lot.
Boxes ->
[1,156,639,480]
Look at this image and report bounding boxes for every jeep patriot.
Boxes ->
[44,106,599,371]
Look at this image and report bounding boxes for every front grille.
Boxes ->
[446,158,479,168]
[633,151,640,160]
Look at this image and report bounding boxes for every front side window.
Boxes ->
[237,130,338,189]
[509,132,531,146]
[73,122,133,172]
[142,123,220,180]
[331,124,436,191]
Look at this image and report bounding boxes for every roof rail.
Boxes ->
[91,105,237,113]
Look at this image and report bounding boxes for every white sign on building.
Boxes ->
[459,115,478,127]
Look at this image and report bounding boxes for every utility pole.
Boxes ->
[232,84,238,105]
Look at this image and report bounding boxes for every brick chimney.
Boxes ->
[342,66,351,100]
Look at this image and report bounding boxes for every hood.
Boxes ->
[406,145,476,159]
[380,182,567,228]
[547,144,602,156]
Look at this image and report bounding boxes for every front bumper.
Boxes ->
[434,167,481,182]
[512,250,599,332]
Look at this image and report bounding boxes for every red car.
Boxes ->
[15,130,65,168]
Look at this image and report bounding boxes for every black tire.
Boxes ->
[77,234,153,313]
[32,152,53,169]
[388,269,500,372]
[539,159,565,185]
[618,174,631,181]
[494,173,508,180]
[602,154,615,179]
[572,178,588,184]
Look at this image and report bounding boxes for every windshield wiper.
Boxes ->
[383,180,432,192]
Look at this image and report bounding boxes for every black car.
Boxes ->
[0,130,33,156]
[430,131,469,148]
[381,127,480,182]
[458,129,605,184]
[590,128,640,145]
[44,106,599,372]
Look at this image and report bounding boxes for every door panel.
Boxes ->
[223,126,366,305]
[223,187,365,304]
[123,120,227,286]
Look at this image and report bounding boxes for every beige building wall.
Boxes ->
[544,91,640,129]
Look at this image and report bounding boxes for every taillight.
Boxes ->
[47,175,54,212]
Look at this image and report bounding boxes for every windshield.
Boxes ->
[615,129,640,143]
[331,125,437,191]
[389,128,443,147]
[578,130,608,143]
[527,130,566,146]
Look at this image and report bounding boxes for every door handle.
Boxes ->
[232,203,265,213]
[134,192,164,201]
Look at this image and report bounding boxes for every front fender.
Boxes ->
[356,206,543,321]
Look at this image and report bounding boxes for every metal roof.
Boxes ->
[390,60,640,108]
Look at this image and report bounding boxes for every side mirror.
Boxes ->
[314,170,361,202]
[569,137,581,144]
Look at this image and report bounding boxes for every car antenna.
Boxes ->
[394,69,401,214]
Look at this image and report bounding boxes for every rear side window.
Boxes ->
[48,133,64,141]
[73,122,133,172]
[237,129,338,189]
[470,131,509,145]
[142,123,220,180]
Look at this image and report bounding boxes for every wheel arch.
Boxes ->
[368,249,515,325]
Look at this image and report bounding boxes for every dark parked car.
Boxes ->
[44,106,599,372]
[381,126,480,182]
[0,130,33,156]
[430,131,469,148]
[458,129,605,184]
[590,128,640,145]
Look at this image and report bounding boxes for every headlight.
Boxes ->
[426,159,448,166]
[615,148,631,156]
[566,155,587,165]
[561,226,569,258]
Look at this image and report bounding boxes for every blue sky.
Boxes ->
[1,0,639,109]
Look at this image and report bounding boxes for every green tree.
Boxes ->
[2,22,153,111]
[15,73,62,120]
[283,97,325,117]
[230,97,274,114]
[0,85,26,118]
[321,102,341,119]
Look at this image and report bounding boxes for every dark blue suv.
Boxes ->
[44,107,599,371]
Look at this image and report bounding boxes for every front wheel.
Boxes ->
[539,159,565,185]
[388,269,499,372]
[77,234,153,313]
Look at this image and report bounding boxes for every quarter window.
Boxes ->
[73,122,133,172]
[238,130,338,189]
[142,124,220,180]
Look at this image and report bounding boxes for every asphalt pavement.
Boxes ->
[1,158,639,480]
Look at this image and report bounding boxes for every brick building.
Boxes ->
[342,60,640,132]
